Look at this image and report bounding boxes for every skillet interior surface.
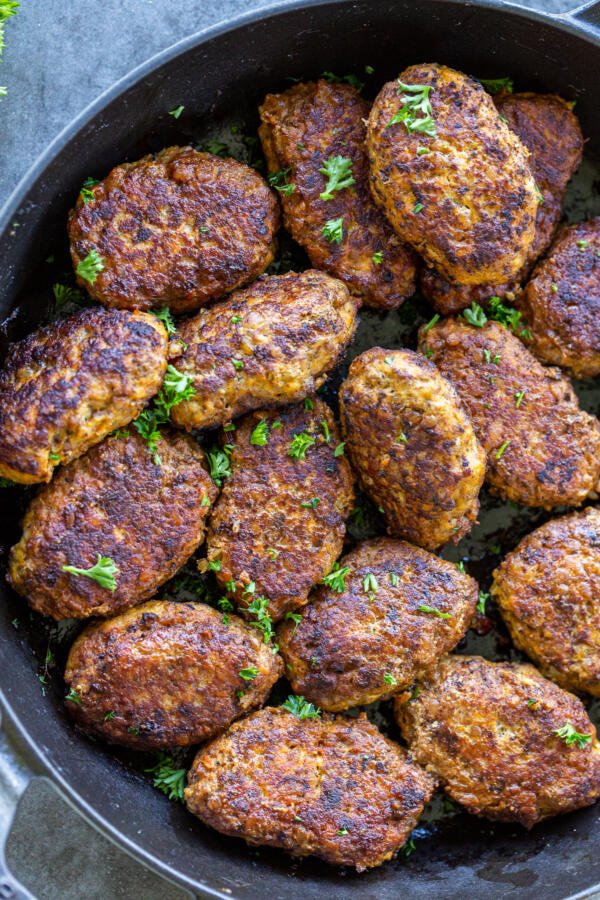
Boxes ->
[1,1,600,896]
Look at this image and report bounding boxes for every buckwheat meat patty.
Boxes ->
[184,706,436,870]
[170,270,358,431]
[64,600,283,749]
[491,507,600,696]
[420,92,584,314]
[258,80,417,310]
[395,655,600,827]
[278,538,478,711]
[0,307,168,484]
[207,399,354,622]
[518,219,600,378]
[367,64,538,285]
[338,348,485,549]
[8,429,217,619]
[68,146,279,314]
[420,318,600,508]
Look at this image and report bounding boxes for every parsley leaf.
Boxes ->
[301,498,320,509]
[321,562,350,592]
[168,104,184,119]
[383,672,397,685]
[417,604,451,619]
[553,723,592,750]
[268,167,295,195]
[243,594,276,645]
[463,302,488,327]
[62,554,118,591]
[372,250,384,265]
[145,753,186,801]
[250,419,270,446]
[319,156,355,201]
[387,80,436,136]
[150,307,177,335]
[206,446,232,486]
[333,442,345,457]
[80,177,99,204]
[52,282,85,312]
[133,365,195,462]
[281,695,321,719]
[65,688,81,705]
[284,611,302,636]
[76,249,104,284]
[362,573,378,594]
[239,666,259,681]
[321,70,364,92]
[478,76,514,95]
[322,217,344,244]
[477,591,488,615]
[288,431,316,460]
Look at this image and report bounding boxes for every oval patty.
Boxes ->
[259,79,417,310]
[8,429,217,619]
[0,307,167,484]
[395,655,600,828]
[207,399,354,621]
[278,537,478,711]
[170,270,358,431]
[184,706,436,871]
[339,348,485,549]
[420,317,600,508]
[68,146,280,314]
[367,64,538,285]
[64,600,283,749]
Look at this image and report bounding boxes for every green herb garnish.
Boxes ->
[319,156,355,201]
[76,249,104,284]
[62,554,118,591]
[281,695,321,720]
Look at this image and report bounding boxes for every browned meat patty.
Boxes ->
[184,706,436,870]
[258,80,417,310]
[518,219,600,378]
[492,507,600,697]
[8,429,217,619]
[64,600,283,749]
[278,537,478,711]
[395,654,600,828]
[68,146,280,314]
[367,64,537,285]
[0,308,168,484]
[420,92,583,314]
[420,318,600,508]
[207,399,354,622]
[170,270,357,431]
[338,348,485,549]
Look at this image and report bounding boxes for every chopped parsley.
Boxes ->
[383,673,397,685]
[288,431,316,460]
[463,302,487,327]
[389,572,399,586]
[422,313,440,333]
[321,70,364,91]
[206,446,232,486]
[52,282,85,311]
[319,156,355,201]
[230,314,242,324]
[231,358,244,370]
[104,710,116,721]
[197,139,230,157]
[488,296,530,337]
[413,202,424,214]
[65,688,81,705]
[553,723,592,749]
[62,554,118,591]
[304,397,314,411]
[133,365,195,462]
[535,184,545,204]
[396,432,408,444]
[334,442,345,457]
[495,440,510,460]
[387,80,436,137]
[168,104,184,119]
[284,611,302,636]
[477,591,489,615]
[551,282,558,293]
[250,419,270,446]
[243,594,276,645]
[577,239,589,250]
[239,666,259,681]
[362,573,378,594]
[514,390,525,408]
[145,753,186,801]
[76,249,104,284]
[80,177,99,204]
[336,827,349,836]
[150,307,177,335]
[268,167,295,195]
[301,498,320,509]
[478,76,513,94]
[320,420,331,442]
[321,562,350,592]
[281,695,321,719]
[417,604,451,619]
[372,250,384,265]
[322,216,344,244]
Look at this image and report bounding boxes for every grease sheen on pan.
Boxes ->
[367,64,538,285]
[420,318,600,508]
[278,537,478,711]
[420,91,584,314]
[492,507,600,696]
[68,147,280,313]
[258,79,417,309]
[8,429,217,620]
[170,270,358,430]
[64,600,283,749]
[339,347,485,549]
[395,655,600,827]
[0,307,168,484]
[207,399,354,621]
[184,706,436,871]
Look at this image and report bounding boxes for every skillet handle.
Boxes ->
[559,0,600,34]
[0,722,37,900]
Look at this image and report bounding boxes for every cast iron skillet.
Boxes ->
[1,1,600,897]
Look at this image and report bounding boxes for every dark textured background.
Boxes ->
[0,0,586,898]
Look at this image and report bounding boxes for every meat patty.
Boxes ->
[170,270,358,431]
[338,348,485,549]
[367,64,537,285]
[64,600,283,749]
[8,429,217,619]
[184,706,436,870]
[518,219,600,378]
[420,92,583,314]
[395,654,600,827]
[258,80,417,310]
[0,308,167,484]
[491,507,600,697]
[278,537,478,711]
[68,146,279,314]
[207,399,354,622]
[420,318,600,508]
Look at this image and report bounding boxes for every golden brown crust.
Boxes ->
[395,655,600,828]
[278,537,478,711]
[491,507,600,696]
[258,80,417,310]
[8,430,217,619]
[338,348,485,549]
[184,706,436,870]
[519,219,600,378]
[420,92,583,314]
[0,308,167,484]
[64,600,283,749]
[67,147,280,313]
[367,65,538,285]
[420,318,600,508]
[170,270,358,430]
[207,400,354,622]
